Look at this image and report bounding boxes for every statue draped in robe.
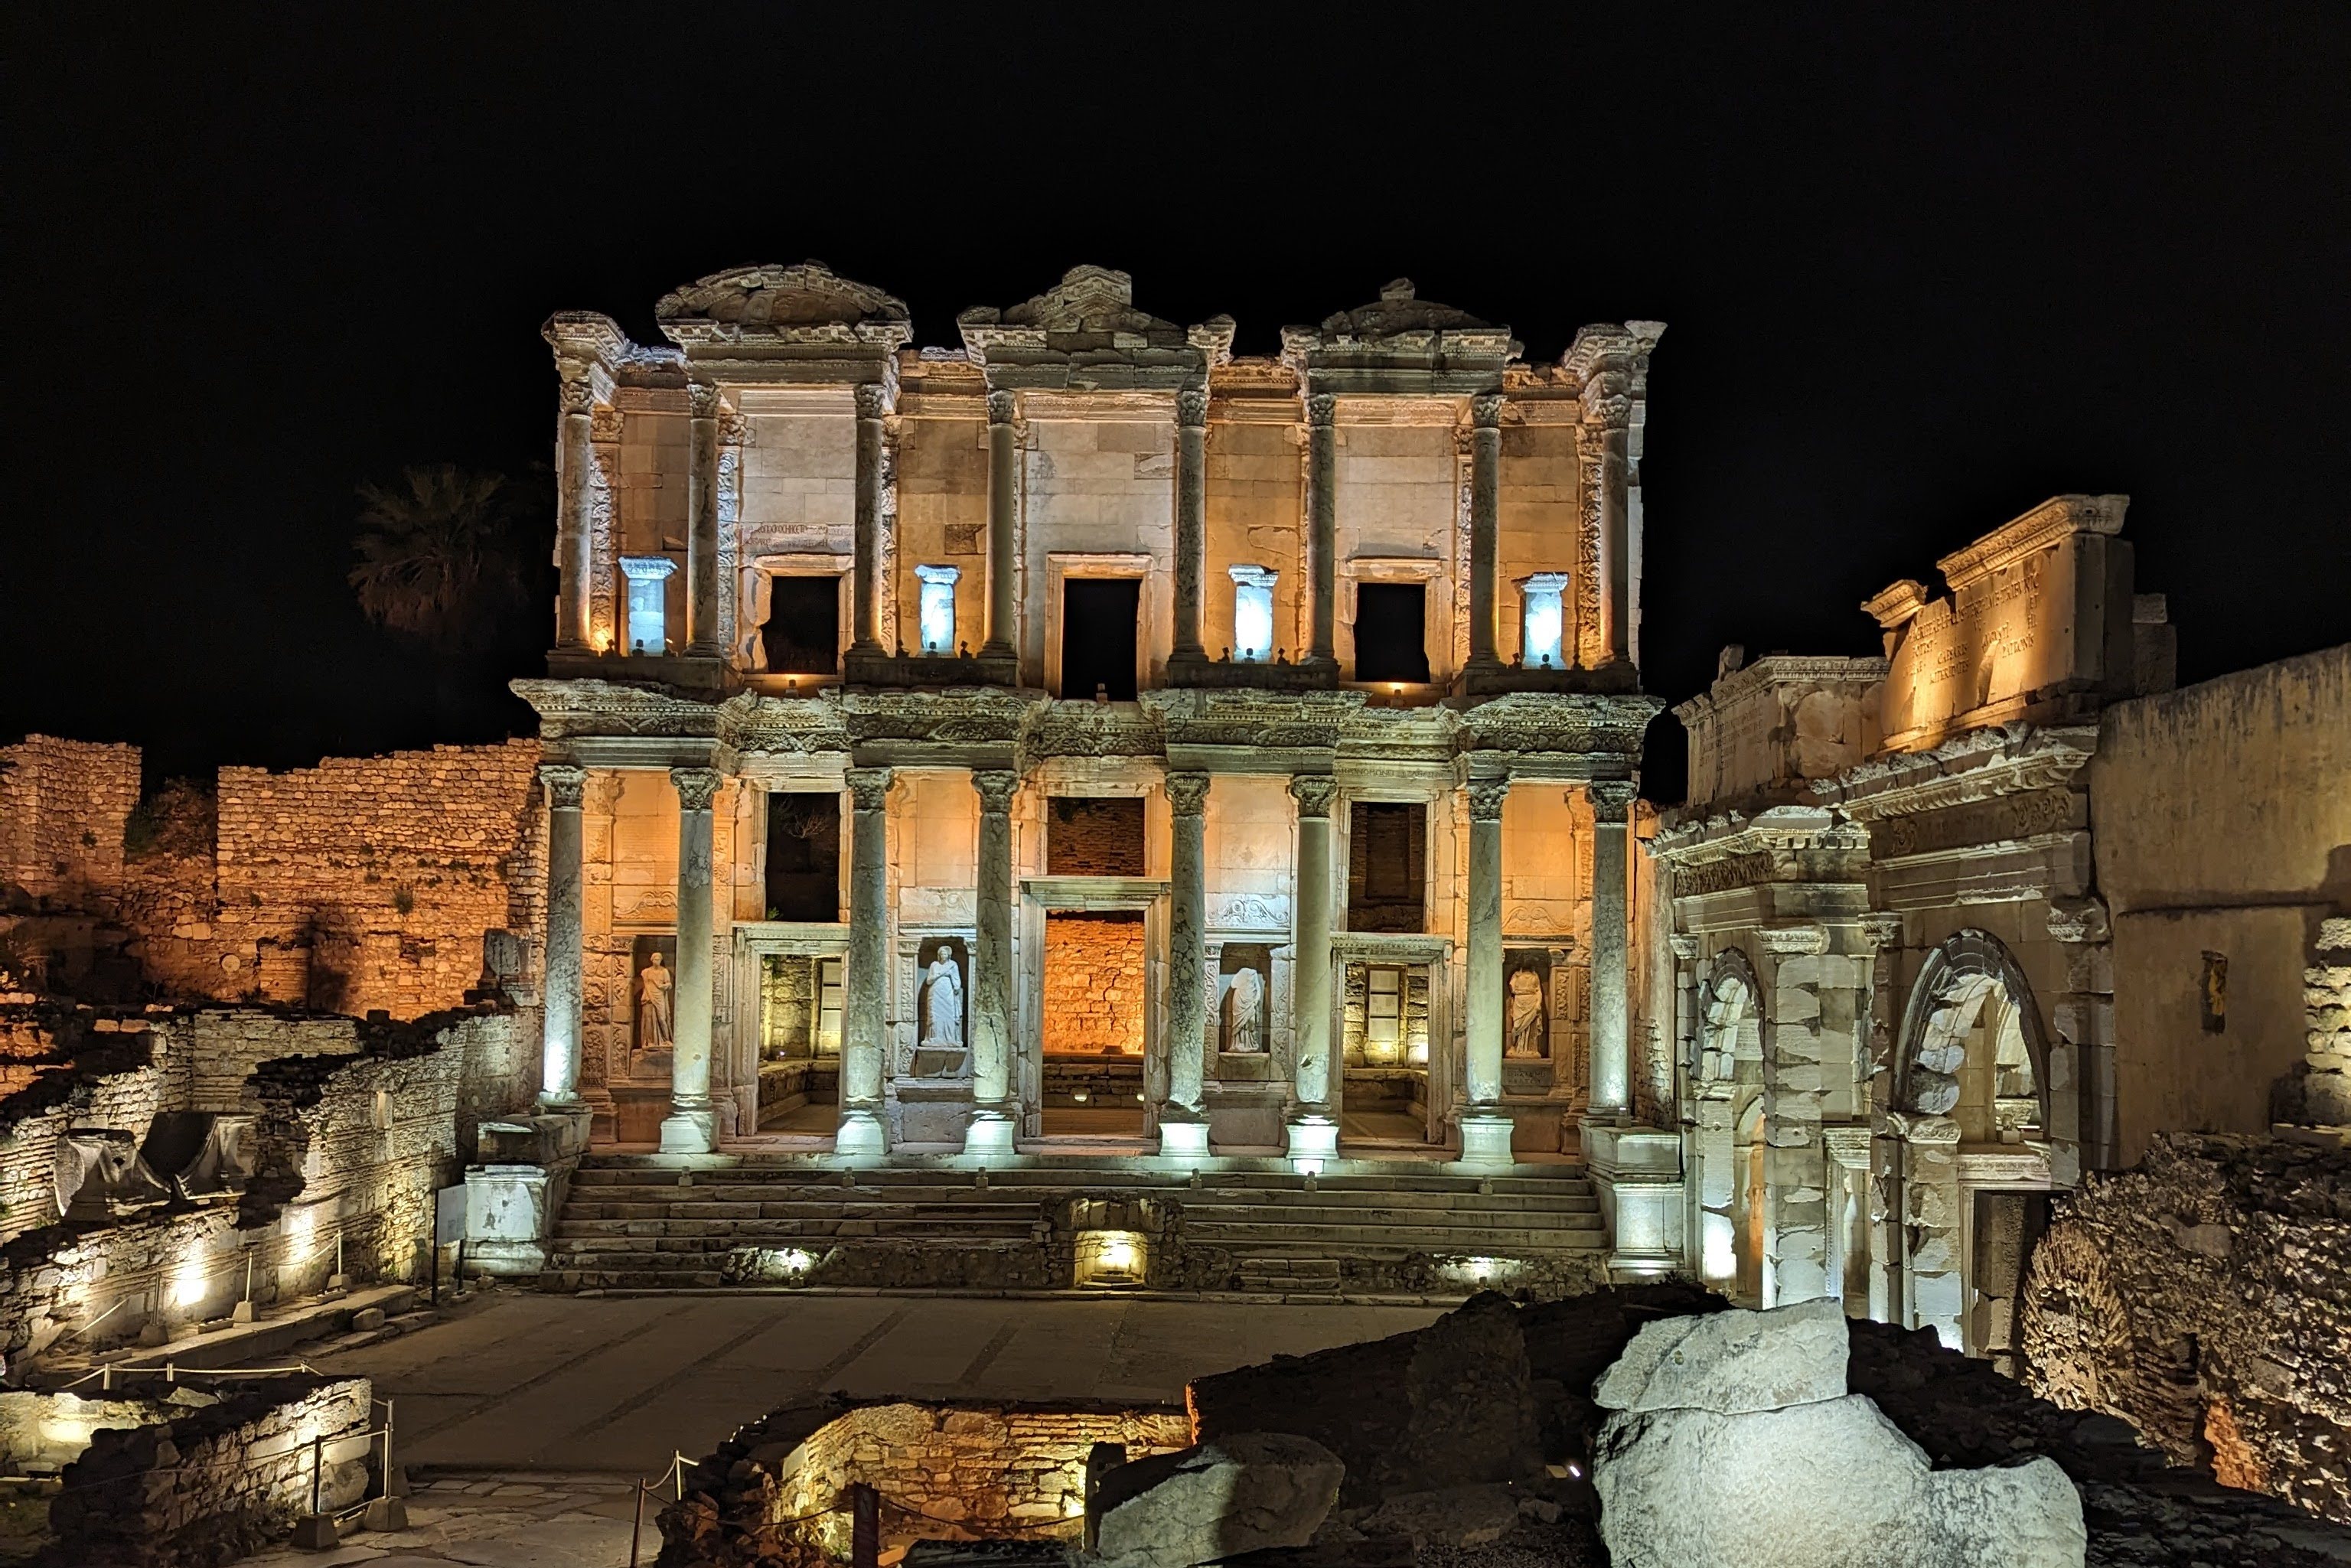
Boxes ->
[921,945,964,1048]
[637,950,674,1051]
[1224,967,1267,1053]
[1505,968,1546,1059]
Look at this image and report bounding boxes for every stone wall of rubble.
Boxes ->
[2022,1132,2351,1525]
[51,1374,374,1568]
[0,1006,174,1238]
[660,1398,1189,1567]
[0,735,140,904]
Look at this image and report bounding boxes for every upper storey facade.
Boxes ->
[540,264,1663,702]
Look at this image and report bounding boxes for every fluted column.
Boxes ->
[1286,774,1338,1159]
[1587,781,1635,1120]
[538,765,586,1106]
[1171,388,1208,664]
[1305,393,1337,669]
[1159,772,1212,1156]
[1468,393,1503,669]
[554,375,595,650]
[658,767,722,1153]
[983,390,1018,658]
[850,383,889,654]
[684,383,722,657]
[1459,776,1515,1166]
[838,766,892,1156]
[967,769,1019,1155]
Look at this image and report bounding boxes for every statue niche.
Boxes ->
[631,935,678,1056]
[1505,954,1550,1059]
[908,937,970,1080]
[1218,944,1273,1056]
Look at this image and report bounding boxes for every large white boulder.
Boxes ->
[1090,1431,1344,1568]
[1596,1395,2085,1568]
[1593,1298,1849,1416]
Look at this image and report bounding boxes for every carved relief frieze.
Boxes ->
[716,692,853,756]
[513,678,719,741]
[1021,703,1166,759]
[1672,852,1779,898]
[1869,787,2080,859]
[1456,693,1657,758]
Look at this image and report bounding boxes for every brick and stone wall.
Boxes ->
[0,737,140,905]
[1041,914,1145,1056]
[52,1374,374,1568]
[2022,1132,2351,1524]
[0,1007,175,1239]
[660,1398,1188,1566]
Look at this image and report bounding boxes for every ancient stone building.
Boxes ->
[1652,496,2180,1351]
[518,262,1665,1168]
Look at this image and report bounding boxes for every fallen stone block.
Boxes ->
[1593,1296,1847,1416]
[1091,1431,1344,1568]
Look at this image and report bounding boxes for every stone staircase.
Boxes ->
[540,1156,1609,1299]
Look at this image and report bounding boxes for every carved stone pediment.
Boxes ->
[657,261,913,347]
[510,677,718,741]
[1291,278,1515,354]
[959,266,1186,346]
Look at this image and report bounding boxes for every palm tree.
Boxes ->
[348,465,530,655]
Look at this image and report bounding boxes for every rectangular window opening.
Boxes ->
[1061,578,1141,699]
[764,791,842,922]
[763,575,841,675]
[1353,582,1430,684]
[1347,800,1427,932]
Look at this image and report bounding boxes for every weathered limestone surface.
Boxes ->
[1091,1431,1345,1568]
[0,735,140,903]
[1593,1304,2086,1568]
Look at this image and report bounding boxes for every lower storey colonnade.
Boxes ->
[533,758,1637,1165]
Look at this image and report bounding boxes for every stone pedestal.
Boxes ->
[658,768,721,1155]
[964,1107,1016,1157]
[1583,1121,1686,1278]
[1285,1113,1338,1165]
[463,1111,591,1276]
[1457,1113,1517,1169]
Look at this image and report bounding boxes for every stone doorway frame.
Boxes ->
[728,921,852,1143]
[1019,875,1170,1142]
[1331,931,1455,1149]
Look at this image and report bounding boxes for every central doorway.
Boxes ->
[1039,910,1149,1136]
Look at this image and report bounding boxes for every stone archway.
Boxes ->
[1890,928,2062,1348]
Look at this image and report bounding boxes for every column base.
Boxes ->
[657,1109,716,1155]
[964,1107,1018,1157]
[1456,1112,1518,1169]
[1286,1113,1338,1170]
[835,1107,887,1159]
[1157,1116,1211,1159]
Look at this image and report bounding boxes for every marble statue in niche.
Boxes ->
[921,944,965,1048]
[633,936,678,1053]
[1506,965,1547,1059]
[1224,967,1266,1053]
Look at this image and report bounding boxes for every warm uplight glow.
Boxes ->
[1074,1229,1148,1287]
[171,1253,210,1310]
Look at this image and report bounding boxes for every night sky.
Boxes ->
[11,8,2347,797]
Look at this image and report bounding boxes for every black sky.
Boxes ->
[8,5,2348,793]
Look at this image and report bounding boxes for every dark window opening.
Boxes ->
[1348,801,1427,931]
[764,792,841,921]
[763,575,840,675]
[1061,579,1140,699]
[1354,583,1430,683]
[1048,797,1146,876]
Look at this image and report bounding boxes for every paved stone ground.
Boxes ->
[243,1287,1438,1566]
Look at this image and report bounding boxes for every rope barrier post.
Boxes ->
[849,1482,879,1568]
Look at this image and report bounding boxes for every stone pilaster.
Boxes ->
[1759,922,1832,1304]
[1587,782,1635,1119]
[983,390,1018,658]
[1286,774,1338,1159]
[1859,911,1907,1324]
[538,765,586,1107]
[684,382,722,657]
[1161,772,1212,1156]
[839,766,892,1156]
[1305,394,1338,670]
[1582,398,1634,667]
[2045,896,2111,1182]
[850,383,889,654]
[1170,389,1208,665]
[1467,393,1503,669]
[967,769,1019,1155]
[659,767,722,1153]
[554,373,595,650]
[1459,777,1515,1167]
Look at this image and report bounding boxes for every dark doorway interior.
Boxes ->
[1354,583,1430,683]
[765,791,841,921]
[1347,801,1427,931]
[1061,578,1140,699]
[763,575,840,674]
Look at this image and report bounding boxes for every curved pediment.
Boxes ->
[1314,277,1499,341]
[657,260,911,344]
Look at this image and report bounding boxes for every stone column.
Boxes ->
[1171,388,1208,664]
[1590,409,1632,665]
[1286,775,1338,1159]
[537,765,587,1106]
[1160,772,1212,1156]
[838,767,892,1156]
[1467,393,1503,668]
[1587,782,1635,1120]
[1459,777,1515,1166]
[684,383,722,657]
[850,383,889,654]
[554,374,595,650]
[658,768,722,1153]
[1305,393,1338,669]
[983,390,1018,658]
[967,769,1019,1155]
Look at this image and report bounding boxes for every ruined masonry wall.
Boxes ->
[2021,1132,2351,1524]
[1042,915,1146,1056]
[0,736,139,901]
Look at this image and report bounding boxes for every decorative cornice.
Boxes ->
[1934,494,2128,592]
[1817,725,2097,820]
[1456,692,1660,759]
[510,677,721,742]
